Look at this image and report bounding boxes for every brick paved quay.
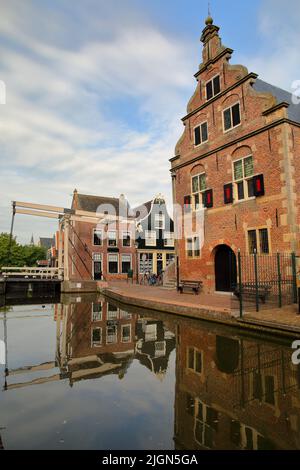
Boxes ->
[101,281,300,339]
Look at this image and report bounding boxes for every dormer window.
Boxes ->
[206,75,220,100]
[194,122,208,147]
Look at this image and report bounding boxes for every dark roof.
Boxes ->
[133,196,169,221]
[75,193,132,217]
[133,200,153,221]
[253,79,300,123]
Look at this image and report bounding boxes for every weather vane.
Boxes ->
[208,1,211,16]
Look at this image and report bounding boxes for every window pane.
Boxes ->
[187,238,193,257]
[194,193,200,210]
[237,181,245,200]
[94,231,102,245]
[213,75,220,95]
[234,160,243,180]
[224,108,232,130]
[195,351,202,373]
[206,81,213,100]
[194,126,201,146]
[265,375,275,405]
[108,255,118,273]
[94,262,102,274]
[232,103,241,126]
[192,176,199,193]
[108,231,117,246]
[122,262,131,274]
[248,230,257,254]
[199,173,206,191]
[201,122,208,142]
[123,233,131,247]
[253,372,263,400]
[194,237,200,257]
[259,228,269,254]
[247,178,255,198]
[244,156,254,177]
[188,348,194,369]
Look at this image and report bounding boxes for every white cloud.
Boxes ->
[0,1,195,242]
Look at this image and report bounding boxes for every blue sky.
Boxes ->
[0,0,299,243]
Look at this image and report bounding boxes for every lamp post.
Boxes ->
[135,241,139,284]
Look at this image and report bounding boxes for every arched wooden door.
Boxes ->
[215,245,237,292]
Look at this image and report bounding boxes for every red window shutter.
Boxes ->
[224,183,233,204]
[204,189,213,208]
[253,174,265,197]
[184,195,192,212]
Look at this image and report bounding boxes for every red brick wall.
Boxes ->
[68,218,137,281]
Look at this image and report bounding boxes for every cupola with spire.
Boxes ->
[199,15,229,69]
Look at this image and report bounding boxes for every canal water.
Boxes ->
[0,296,300,450]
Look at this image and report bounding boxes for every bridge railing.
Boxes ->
[1,267,63,280]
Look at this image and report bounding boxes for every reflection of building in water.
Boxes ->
[174,323,300,450]
[3,300,175,391]
[135,319,176,380]
[55,300,137,385]
[55,300,176,386]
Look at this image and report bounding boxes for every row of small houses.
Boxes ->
[48,190,175,283]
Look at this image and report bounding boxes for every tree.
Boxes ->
[0,233,47,268]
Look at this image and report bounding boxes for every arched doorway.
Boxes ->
[214,245,237,292]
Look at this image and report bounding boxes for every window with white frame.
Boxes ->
[233,156,254,201]
[92,303,102,322]
[186,236,200,258]
[206,75,221,100]
[145,230,156,246]
[93,253,102,280]
[192,173,206,210]
[145,323,157,342]
[187,347,202,374]
[108,303,119,320]
[164,232,174,247]
[248,228,270,254]
[108,254,118,274]
[194,122,208,146]
[107,324,117,343]
[91,327,102,347]
[223,102,241,131]
[121,324,131,343]
[154,213,165,229]
[194,400,218,449]
[155,341,166,357]
[122,231,131,247]
[93,229,102,246]
[121,254,132,274]
[108,230,117,247]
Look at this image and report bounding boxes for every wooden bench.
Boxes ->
[234,283,272,304]
[178,280,202,295]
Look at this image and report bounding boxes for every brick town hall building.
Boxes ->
[171,16,300,293]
